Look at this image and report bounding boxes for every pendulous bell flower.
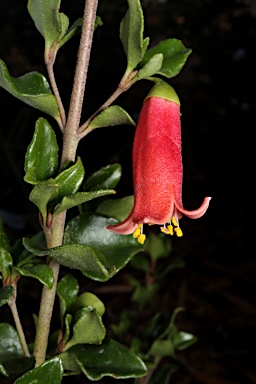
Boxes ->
[108,81,211,244]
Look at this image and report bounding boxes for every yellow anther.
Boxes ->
[137,233,146,245]
[133,227,141,239]
[174,227,183,237]
[167,225,174,236]
[171,216,178,227]
[160,226,170,234]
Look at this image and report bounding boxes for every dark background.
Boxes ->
[0,0,255,383]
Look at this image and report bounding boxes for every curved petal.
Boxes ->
[107,211,137,235]
[175,197,211,219]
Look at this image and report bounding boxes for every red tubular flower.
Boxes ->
[108,81,211,244]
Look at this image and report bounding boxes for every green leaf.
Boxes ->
[24,118,59,185]
[69,339,147,380]
[0,249,13,278]
[139,38,192,78]
[15,264,54,289]
[84,163,122,191]
[53,189,115,217]
[57,16,103,50]
[0,323,23,363]
[0,59,60,121]
[64,309,106,350]
[173,331,197,351]
[55,157,84,199]
[120,0,149,71]
[23,238,112,281]
[0,286,14,307]
[57,274,79,321]
[135,53,163,80]
[96,196,134,222]
[29,179,59,223]
[74,292,105,317]
[58,351,81,375]
[144,232,172,260]
[0,217,10,251]
[28,0,69,55]
[149,339,174,358]
[64,212,142,278]
[88,106,135,130]
[14,357,63,384]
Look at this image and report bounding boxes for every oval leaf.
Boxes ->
[83,163,122,191]
[15,264,54,289]
[0,59,60,121]
[14,357,63,384]
[57,274,79,321]
[53,189,115,217]
[139,38,192,78]
[64,309,106,350]
[0,324,23,363]
[74,292,105,317]
[135,53,163,80]
[55,157,84,199]
[28,0,69,54]
[96,196,134,222]
[0,249,13,279]
[0,286,14,307]
[88,106,135,130]
[0,216,10,251]
[24,118,59,185]
[64,212,142,277]
[69,339,147,380]
[29,179,59,222]
[120,0,149,71]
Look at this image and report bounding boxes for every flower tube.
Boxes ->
[108,81,211,244]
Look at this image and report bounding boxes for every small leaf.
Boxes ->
[53,189,115,217]
[0,286,14,307]
[64,309,106,350]
[29,179,59,222]
[70,339,147,380]
[84,163,122,191]
[0,249,13,279]
[0,217,10,251]
[24,118,59,185]
[96,196,134,222]
[55,157,84,199]
[139,38,192,78]
[57,16,103,50]
[0,324,23,362]
[74,292,105,317]
[15,264,54,289]
[120,0,149,71]
[58,351,81,375]
[28,0,69,55]
[0,59,60,121]
[14,357,63,384]
[144,232,172,260]
[135,53,163,80]
[57,274,79,321]
[149,339,174,358]
[173,331,197,351]
[88,106,135,130]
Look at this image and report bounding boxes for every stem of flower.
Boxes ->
[8,289,30,358]
[33,0,99,367]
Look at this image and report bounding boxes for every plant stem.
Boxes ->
[8,291,30,357]
[33,0,99,367]
[62,0,99,165]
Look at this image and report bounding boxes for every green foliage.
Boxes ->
[14,358,63,384]
[28,0,69,57]
[83,163,122,191]
[0,286,14,307]
[138,38,192,78]
[0,324,34,377]
[15,264,54,289]
[56,274,79,323]
[65,340,147,380]
[24,118,59,185]
[88,105,135,130]
[96,195,134,221]
[120,0,149,71]
[0,60,60,122]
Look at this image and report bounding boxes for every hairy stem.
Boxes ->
[62,0,98,165]
[9,293,30,358]
[33,0,99,367]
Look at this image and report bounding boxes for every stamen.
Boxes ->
[167,225,174,236]
[137,233,146,244]
[174,227,183,237]
[133,227,141,239]
[171,216,178,227]
[160,226,170,234]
